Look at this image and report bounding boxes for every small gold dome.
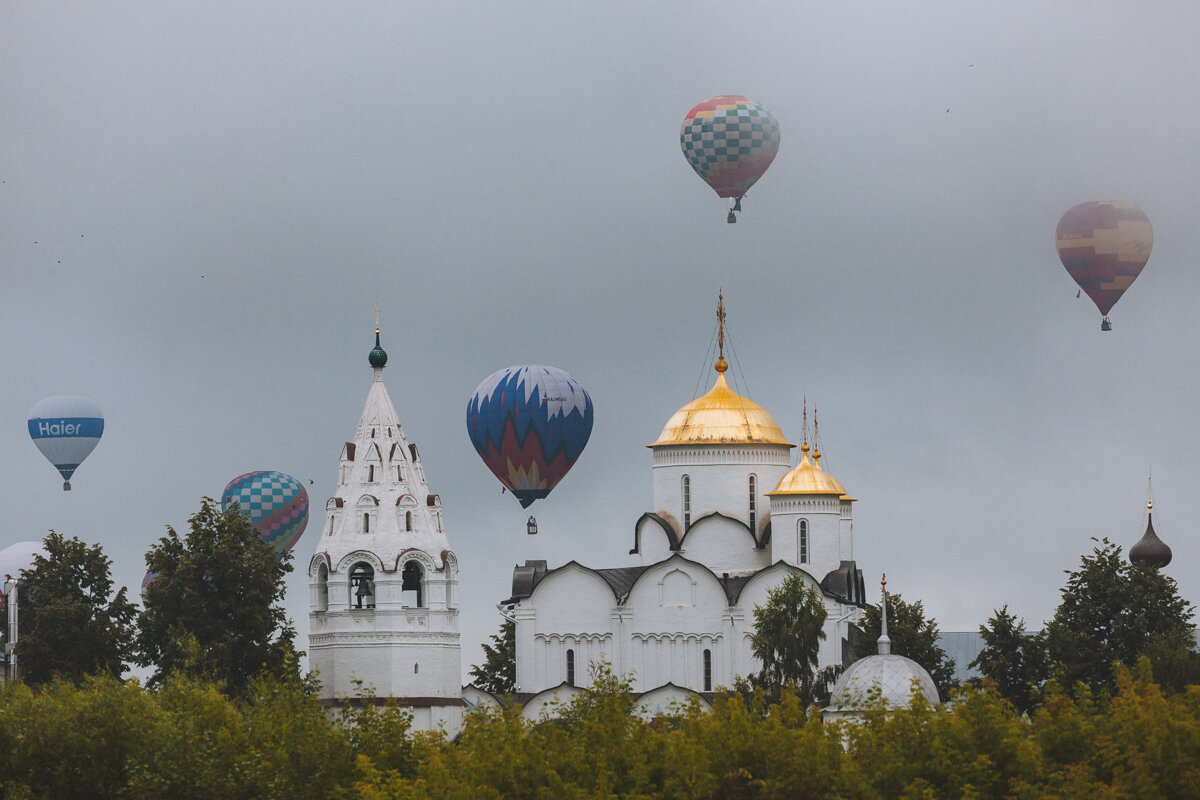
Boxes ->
[649,362,793,447]
[768,445,848,496]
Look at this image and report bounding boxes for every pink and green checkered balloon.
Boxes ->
[681,95,780,201]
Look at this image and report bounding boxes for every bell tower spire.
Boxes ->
[308,323,463,734]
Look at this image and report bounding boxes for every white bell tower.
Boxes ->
[308,321,463,734]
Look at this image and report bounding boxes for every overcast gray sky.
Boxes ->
[4,2,1199,681]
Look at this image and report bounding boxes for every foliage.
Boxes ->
[136,498,300,697]
[1045,537,1196,696]
[853,591,957,700]
[14,531,137,686]
[2,657,1200,797]
[748,572,829,704]
[469,618,516,695]
[969,604,1048,713]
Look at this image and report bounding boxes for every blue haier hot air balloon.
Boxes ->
[27,395,104,490]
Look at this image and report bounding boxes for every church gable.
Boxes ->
[678,512,768,575]
[528,563,618,633]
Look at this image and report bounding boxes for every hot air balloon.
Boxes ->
[1056,201,1153,331]
[466,365,594,509]
[681,95,780,223]
[221,471,310,554]
[27,395,104,490]
[0,541,48,581]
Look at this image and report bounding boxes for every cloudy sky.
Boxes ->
[4,2,1198,681]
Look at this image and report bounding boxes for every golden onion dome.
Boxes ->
[768,444,848,496]
[649,358,793,447]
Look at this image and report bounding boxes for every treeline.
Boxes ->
[2,660,1199,798]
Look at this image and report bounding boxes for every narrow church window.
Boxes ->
[414,663,419,674]
[402,561,424,607]
[749,475,757,534]
[405,511,413,531]
[350,563,375,609]
[396,464,403,481]
[798,520,808,564]
[566,649,575,686]
[682,475,691,530]
[371,428,375,438]
[363,513,370,533]
[703,649,712,691]
[316,564,329,612]
[368,464,375,482]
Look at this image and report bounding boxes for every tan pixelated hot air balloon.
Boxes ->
[1055,201,1153,331]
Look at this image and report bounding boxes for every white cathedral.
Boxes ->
[308,311,873,731]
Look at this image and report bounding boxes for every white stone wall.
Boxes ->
[767,494,854,580]
[650,444,790,545]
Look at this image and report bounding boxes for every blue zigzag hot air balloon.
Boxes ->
[466,365,594,509]
[27,395,104,491]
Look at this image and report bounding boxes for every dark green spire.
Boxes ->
[369,328,387,368]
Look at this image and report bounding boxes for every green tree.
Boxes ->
[853,591,956,700]
[468,618,516,695]
[749,572,828,704]
[1045,537,1196,695]
[969,604,1047,713]
[136,498,300,697]
[14,531,136,686]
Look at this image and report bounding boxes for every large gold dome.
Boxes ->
[768,444,848,496]
[649,360,793,447]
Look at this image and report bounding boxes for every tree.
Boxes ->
[136,498,300,697]
[748,572,828,703]
[1045,537,1196,695]
[853,591,956,700]
[469,618,516,695]
[969,604,1047,712]
[14,531,136,686]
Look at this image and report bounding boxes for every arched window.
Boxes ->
[748,474,757,534]
[703,648,712,692]
[367,464,375,482]
[566,648,576,686]
[401,561,424,608]
[798,519,809,564]
[396,464,403,481]
[362,513,370,533]
[405,511,413,532]
[316,563,329,612]
[682,474,691,530]
[350,562,375,609]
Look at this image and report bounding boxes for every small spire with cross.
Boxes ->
[878,573,891,655]
[715,291,728,373]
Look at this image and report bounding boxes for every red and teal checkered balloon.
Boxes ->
[681,95,780,200]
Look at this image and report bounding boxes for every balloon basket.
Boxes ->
[63,481,72,491]
[1101,317,1112,332]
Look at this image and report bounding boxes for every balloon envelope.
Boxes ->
[221,471,310,554]
[1056,201,1153,317]
[0,541,48,581]
[680,95,780,200]
[466,365,594,508]
[27,395,104,489]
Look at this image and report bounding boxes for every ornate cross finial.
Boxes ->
[717,291,726,358]
[879,573,891,655]
[1147,467,1154,512]
[375,303,380,334]
[812,408,821,464]
[802,396,809,450]
[715,291,728,373]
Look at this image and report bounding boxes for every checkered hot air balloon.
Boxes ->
[466,366,594,509]
[221,471,310,554]
[1056,201,1154,331]
[680,95,780,223]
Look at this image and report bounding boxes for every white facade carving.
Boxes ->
[308,329,463,734]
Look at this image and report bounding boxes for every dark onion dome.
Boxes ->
[369,328,387,369]
[1130,501,1172,568]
